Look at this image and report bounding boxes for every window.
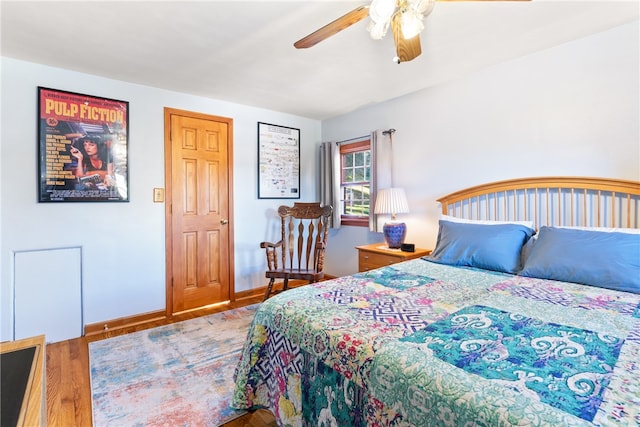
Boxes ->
[340,139,371,226]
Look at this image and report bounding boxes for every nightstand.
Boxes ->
[356,243,432,272]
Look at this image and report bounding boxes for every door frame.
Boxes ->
[163,107,235,316]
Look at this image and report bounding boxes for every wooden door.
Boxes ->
[164,108,234,314]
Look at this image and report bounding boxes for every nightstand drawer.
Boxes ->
[358,251,401,269]
[356,243,432,273]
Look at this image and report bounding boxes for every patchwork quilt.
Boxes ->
[232,259,640,426]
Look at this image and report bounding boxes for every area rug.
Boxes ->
[89,304,260,427]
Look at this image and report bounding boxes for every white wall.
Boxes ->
[321,21,640,278]
[0,58,321,341]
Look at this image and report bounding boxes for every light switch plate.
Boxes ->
[153,188,164,203]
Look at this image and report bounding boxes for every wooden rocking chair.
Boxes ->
[261,202,333,300]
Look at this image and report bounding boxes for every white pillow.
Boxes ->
[441,214,534,230]
[554,225,640,235]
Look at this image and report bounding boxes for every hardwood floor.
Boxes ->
[45,294,276,426]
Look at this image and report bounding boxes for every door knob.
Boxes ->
[220,219,229,225]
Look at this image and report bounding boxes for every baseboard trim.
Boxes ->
[84,310,166,337]
[83,276,337,337]
[234,287,265,302]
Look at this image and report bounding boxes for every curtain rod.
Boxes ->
[335,129,396,145]
[335,135,369,145]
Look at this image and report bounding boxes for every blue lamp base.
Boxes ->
[383,222,407,249]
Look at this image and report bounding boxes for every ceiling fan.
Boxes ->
[294,0,530,64]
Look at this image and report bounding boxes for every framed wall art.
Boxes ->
[257,122,300,199]
[37,87,129,202]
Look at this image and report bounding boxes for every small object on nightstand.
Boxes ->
[400,243,415,252]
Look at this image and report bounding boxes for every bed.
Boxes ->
[232,177,640,426]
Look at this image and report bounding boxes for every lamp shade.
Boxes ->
[374,188,409,219]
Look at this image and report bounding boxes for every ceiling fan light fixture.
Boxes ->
[411,0,436,16]
[368,20,389,39]
[368,0,435,41]
[400,10,424,39]
[369,0,396,23]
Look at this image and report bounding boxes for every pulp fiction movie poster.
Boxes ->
[38,87,129,202]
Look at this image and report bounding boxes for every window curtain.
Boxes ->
[320,130,392,231]
[369,129,393,233]
[319,141,341,228]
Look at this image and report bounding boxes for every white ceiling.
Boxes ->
[1,1,638,120]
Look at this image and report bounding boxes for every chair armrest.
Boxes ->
[314,241,327,272]
[260,240,282,249]
[261,240,283,270]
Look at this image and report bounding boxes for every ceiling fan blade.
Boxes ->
[391,14,422,63]
[294,5,370,49]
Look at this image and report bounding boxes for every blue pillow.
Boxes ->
[426,220,535,274]
[519,226,640,294]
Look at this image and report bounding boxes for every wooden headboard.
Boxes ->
[438,177,640,230]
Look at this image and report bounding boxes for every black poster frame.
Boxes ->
[257,122,300,199]
[37,86,129,202]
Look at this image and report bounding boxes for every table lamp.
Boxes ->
[374,187,409,249]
